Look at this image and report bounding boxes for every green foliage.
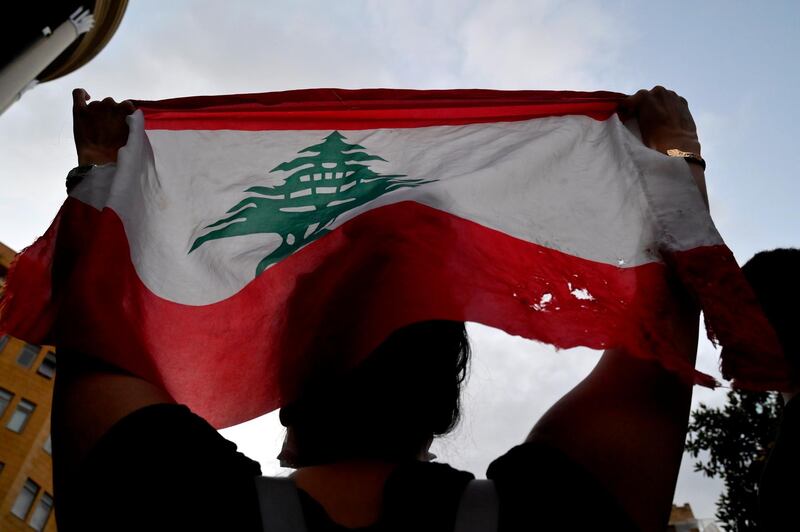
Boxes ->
[190,131,428,275]
[685,390,783,531]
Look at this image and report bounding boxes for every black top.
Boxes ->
[759,395,800,531]
[65,403,637,531]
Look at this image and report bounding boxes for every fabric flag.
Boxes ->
[0,89,788,428]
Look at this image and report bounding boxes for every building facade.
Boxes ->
[0,242,57,531]
[668,503,721,532]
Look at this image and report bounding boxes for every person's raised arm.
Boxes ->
[52,89,175,529]
[526,86,706,532]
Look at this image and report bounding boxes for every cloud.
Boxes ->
[0,86,78,250]
[362,0,470,88]
[362,0,634,90]
[457,0,632,90]
[432,324,603,474]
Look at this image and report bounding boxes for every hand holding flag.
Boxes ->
[72,88,135,166]
[620,86,701,156]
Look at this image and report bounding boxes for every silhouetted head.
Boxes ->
[278,320,470,467]
[739,248,800,368]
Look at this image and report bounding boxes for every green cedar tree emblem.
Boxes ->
[190,131,429,275]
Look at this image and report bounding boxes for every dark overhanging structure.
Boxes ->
[0,1,128,115]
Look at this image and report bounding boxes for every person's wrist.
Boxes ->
[655,136,701,156]
[77,147,117,166]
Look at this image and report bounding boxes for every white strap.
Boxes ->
[454,479,499,532]
[255,476,308,532]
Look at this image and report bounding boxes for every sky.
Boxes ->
[2,0,799,522]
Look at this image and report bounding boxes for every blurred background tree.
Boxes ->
[685,390,783,531]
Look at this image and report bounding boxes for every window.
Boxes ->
[6,399,35,433]
[0,334,8,352]
[0,388,12,419]
[36,351,56,379]
[28,492,53,531]
[16,343,40,368]
[42,434,52,455]
[10,478,39,519]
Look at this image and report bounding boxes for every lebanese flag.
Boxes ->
[0,89,788,428]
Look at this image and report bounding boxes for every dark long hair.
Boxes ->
[742,248,800,368]
[278,320,470,466]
